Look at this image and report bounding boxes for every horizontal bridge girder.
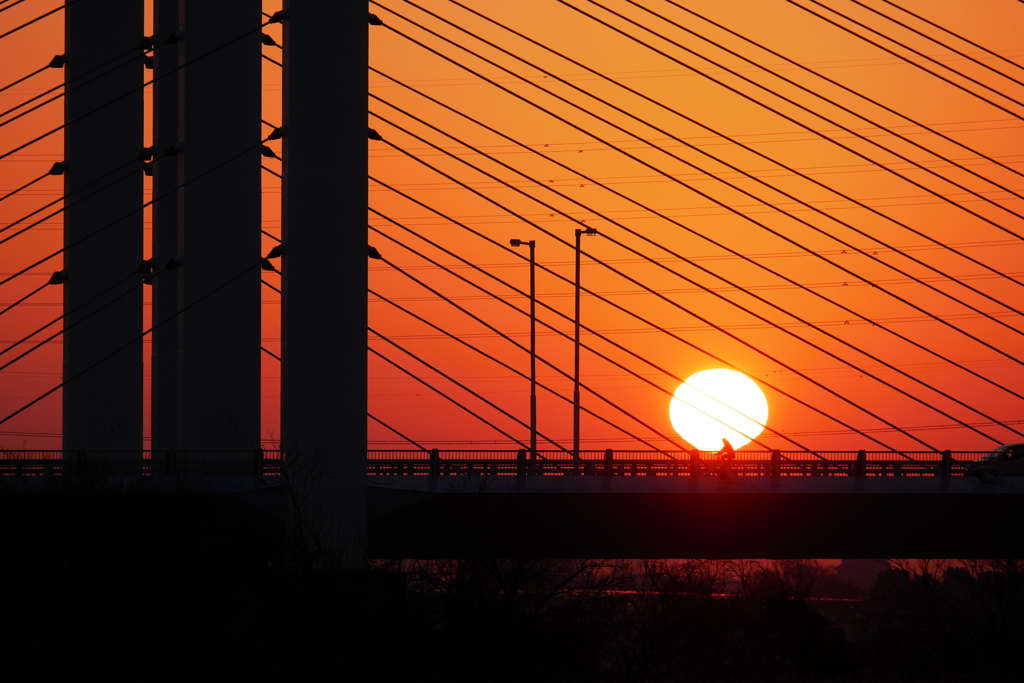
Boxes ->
[368,476,1024,559]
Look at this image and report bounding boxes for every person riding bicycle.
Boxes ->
[716,438,735,478]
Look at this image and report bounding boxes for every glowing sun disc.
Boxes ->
[670,369,768,450]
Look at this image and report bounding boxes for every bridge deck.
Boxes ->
[369,471,1024,495]
[368,472,1024,559]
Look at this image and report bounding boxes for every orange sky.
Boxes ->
[3,1,1024,453]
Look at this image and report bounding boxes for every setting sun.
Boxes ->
[670,369,769,451]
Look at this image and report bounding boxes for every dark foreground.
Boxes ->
[1,481,1021,681]
[2,551,1023,681]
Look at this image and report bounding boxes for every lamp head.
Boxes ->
[510,239,522,247]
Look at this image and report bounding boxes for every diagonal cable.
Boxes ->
[373,119,1015,444]
[374,260,684,453]
[374,61,1024,340]
[372,79,1024,432]
[373,9,1024,372]
[851,0,1024,91]
[0,64,50,95]
[368,412,429,452]
[0,170,53,205]
[0,281,48,321]
[0,260,261,428]
[880,0,1024,72]
[0,274,138,372]
[368,341,533,451]
[0,1,67,41]
[373,233,789,452]
[1,17,273,161]
[642,1,1024,293]
[1,139,268,291]
[792,0,1024,115]
[554,0,1024,244]
[370,195,899,454]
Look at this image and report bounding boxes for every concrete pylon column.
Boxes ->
[151,0,180,453]
[63,0,144,453]
[175,0,262,451]
[281,2,368,566]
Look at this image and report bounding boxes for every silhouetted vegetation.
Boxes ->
[3,522,1023,683]
[0,472,1016,682]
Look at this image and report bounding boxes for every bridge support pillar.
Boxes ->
[63,0,145,454]
[174,0,262,452]
[150,0,180,453]
[281,2,368,568]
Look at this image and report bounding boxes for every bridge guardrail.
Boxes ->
[0,450,284,477]
[0,449,990,477]
[365,449,987,477]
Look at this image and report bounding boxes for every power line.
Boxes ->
[0,259,262,428]
[638,1,1024,294]
[369,194,899,453]
[373,108,1018,442]
[0,274,138,374]
[0,168,56,206]
[372,259,684,453]
[1,140,267,291]
[372,9,1024,382]
[371,231,792,452]
[0,160,138,249]
[373,91,1024,397]
[0,281,49,320]
[373,120,996,451]
[658,0,1024,195]
[1,17,274,162]
[790,0,1024,116]
[0,63,52,96]
[557,0,1024,247]
[372,63,1024,339]
[368,341,535,451]
[880,0,1024,73]
[848,0,1024,91]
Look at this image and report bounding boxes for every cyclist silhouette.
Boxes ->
[716,438,735,478]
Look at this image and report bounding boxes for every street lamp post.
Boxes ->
[574,227,597,465]
[510,238,536,471]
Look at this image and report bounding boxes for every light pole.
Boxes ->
[574,227,597,464]
[510,238,536,470]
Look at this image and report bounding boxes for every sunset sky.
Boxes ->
[3,1,1024,454]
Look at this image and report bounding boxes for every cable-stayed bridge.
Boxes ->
[2,1,1024,560]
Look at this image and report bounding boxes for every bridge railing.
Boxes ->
[0,449,993,477]
[0,450,285,477]
[366,449,990,477]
